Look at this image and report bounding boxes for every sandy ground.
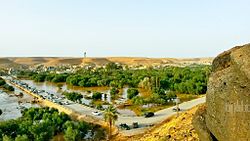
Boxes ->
[0,57,213,67]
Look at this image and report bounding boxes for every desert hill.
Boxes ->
[0,58,22,68]
[0,57,213,68]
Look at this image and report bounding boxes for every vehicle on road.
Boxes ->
[132,122,139,128]
[92,111,101,116]
[119,123,130,130]
[63,101,70,105]
[144,112,154,118]
[172,107,181,112]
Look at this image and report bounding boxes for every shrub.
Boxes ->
[127,88,139,99]
[0,79,6,86]
[110,87,119,96]
[92,92,102,100]
[3,84,14,91]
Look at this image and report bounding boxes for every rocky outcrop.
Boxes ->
[193,104,214,141]
[193,44,250,141]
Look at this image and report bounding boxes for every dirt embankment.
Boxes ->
[113,105,202,141]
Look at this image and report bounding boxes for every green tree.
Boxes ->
[32,73,47,82]
[103,105,118,139]
[127,88,139,99]
[52,74,68,83]
[62,92,83,102]
[3,135,13,141]
[15,135,29,141]
[110,87,119,96]
[105,62,122,70]
[92,92,102,100]
[3,84,14,91]
[64,127,80,141]
[131,96,145,105]
[0,79,6,86]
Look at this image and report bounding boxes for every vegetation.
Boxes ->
[15,64,211,108]
[62,91,83,103]
[0,107,106,141]
[16,64,211,96]
[110,87,119,96]
[127,88,139,99]
[2,84,15,91]
[103,105,118,139]
[92,92,102,100]
[0,78,14,91]
[0,79,6,86]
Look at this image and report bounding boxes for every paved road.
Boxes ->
[117,96,206,125]
[46,92,205,136]
[117,96,205,135]
[5,77,206,135]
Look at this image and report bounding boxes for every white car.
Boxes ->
[92,111,101,116]
[63,101,70,105]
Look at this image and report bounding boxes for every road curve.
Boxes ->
[3,76,206,135]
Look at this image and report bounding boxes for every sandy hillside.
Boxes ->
[0,57,213,68]
[0,58,21,68]
[43,58,83,66]
[81,58,111,66]
[114,105,203,141]
[11,57,54,65]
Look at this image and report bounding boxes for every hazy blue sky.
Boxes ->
[0,0,249,58]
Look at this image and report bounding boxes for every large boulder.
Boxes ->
[195,44,250,141]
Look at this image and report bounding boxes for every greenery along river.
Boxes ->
[21,79,137,116]
[16,64,211,115]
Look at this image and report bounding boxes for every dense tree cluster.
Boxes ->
[16,64,211,95]
[62,91,83,102]
[0,107,105,141]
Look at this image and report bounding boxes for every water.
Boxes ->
[0,86,39,121]
[20,80,136,116]
[21,80,129,103]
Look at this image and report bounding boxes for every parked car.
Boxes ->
[63,101,70,105]
[172,107,181,112]
[144,112,154,118]
[132,122,139,128]
[119,123,130,130]
[92,111,101,116]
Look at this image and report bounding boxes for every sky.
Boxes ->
[0,0,249,58]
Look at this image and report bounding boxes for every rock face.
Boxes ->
[194,44,250,141]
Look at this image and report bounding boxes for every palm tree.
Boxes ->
[0,109,2,119]
[103,105,118,138]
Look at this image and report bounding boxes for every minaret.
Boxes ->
[84,52,87,58]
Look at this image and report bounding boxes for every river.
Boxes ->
[0,85,39,121]
[20,80,136,116]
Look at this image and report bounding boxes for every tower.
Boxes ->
[84,52,87,58]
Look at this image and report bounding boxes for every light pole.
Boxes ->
[174,97,180,117]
